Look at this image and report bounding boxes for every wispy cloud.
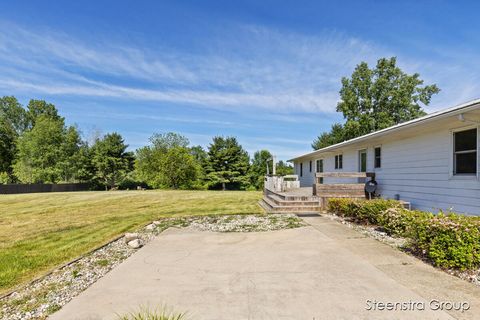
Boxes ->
[0,22,388,113]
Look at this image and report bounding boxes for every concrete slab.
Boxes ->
[50,218,480,320]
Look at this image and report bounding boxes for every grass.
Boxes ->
[0,190,262,294]
[117,306,186,320]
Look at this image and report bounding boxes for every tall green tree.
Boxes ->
[13,115,66,183]
[249,150,272,190]
[135,132,200,189]
[0,96,27,179]
[158,146,200,189]
[26,99,62,128]
[190,145,208,183]
[57,126,94,183]
[312,57,440,150]
[276,160,294,176]
[92,132,134,190]
[205,136,250,190]
[149,132,189,152]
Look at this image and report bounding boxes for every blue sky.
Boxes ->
[1,1,480,160]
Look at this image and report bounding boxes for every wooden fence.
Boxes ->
[0,183,91,194]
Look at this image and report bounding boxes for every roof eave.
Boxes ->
[288,98,480,162]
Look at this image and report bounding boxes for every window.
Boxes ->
[309,160,312,172]
[453,128,477,175]
[374,147,381,168]
[316,159,324,184]
[300,163,303,177]
[334,154,343,169]
[316,159,323,173]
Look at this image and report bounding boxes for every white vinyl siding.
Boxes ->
[293,120,480,215]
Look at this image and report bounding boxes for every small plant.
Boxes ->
[46,303,61,314]
[71,269,81,278]
[96,259,110,267]
[117,306,186,320]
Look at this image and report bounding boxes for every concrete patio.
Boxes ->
[50,215,480,320]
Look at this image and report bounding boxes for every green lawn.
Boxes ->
[0,190,263,294]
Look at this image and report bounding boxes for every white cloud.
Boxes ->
[0,22,388,113]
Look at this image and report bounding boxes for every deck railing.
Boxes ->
[313,172,375,198]
[264,175,300,193]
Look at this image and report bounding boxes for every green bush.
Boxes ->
[378,208,431,237]
[327,198,480,270]
[328,198,401,224]
[409,213,480,270]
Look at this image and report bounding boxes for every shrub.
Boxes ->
[327,198,362,217]
[328,198,401,224]
[378,208,431,237]
[327,197,480,270]
[355,199,402,224]
[408,213,480,270]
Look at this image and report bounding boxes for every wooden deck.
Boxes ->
[259,172,374,213]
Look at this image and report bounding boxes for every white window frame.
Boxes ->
[357,148,367,172]
[315,158,324,173]
[316,158,324,184]
[374,145,382,169]
[334,154,343,170]
[449,124,479,180]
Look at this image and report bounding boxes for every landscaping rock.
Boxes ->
[152,220,162,226]
[127,239,143,249]
[188,214,305,232]
[145,223,157,231]
[123,233,139,243]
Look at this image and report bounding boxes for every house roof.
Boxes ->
[288,98,480,162]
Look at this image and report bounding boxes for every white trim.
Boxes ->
[289,99,480,162]
[315,158,324,173]
[334,153,343,170]
[449,124,478,180]
[358,148,367,173]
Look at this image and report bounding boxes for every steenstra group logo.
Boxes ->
[365,299,470,313]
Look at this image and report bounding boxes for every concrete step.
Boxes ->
[260,197,321,213]
[264,189,319,202]
[267,194,321,206]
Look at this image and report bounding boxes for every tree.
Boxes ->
[13,115,65,183]
[312,57,440,150]
[135,132,200,189]
[26,99,62,128]
[92,133,134,190]
[249,150,272,190]
[205,136,250,190]
[276,160,294,176]
[57,126,94,182]
[157,146,200,189]
[190,145,208,183]
[0,96,27,179]
[149,132,189,152]
[312,123,345,150]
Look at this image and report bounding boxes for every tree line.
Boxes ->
[0,97,292,190]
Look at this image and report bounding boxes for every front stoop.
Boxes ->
[259,190,322,214]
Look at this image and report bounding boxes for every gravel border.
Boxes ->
[323,213,480,287]
[0,214,304,320]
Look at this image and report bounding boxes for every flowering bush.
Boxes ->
[327,198,480,270]
[409,213,480,269]
[327,198,401,224]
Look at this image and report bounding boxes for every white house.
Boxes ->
[289,99,480,215]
